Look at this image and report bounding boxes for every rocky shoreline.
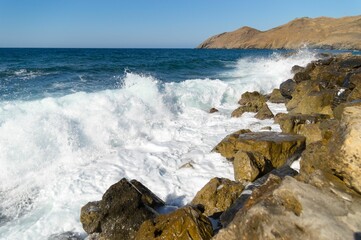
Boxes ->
[80,53,361,240]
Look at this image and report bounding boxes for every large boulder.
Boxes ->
[279,79,296,99]
[300,102,361,194]
[191,178,244,217]
[135,205,213,240]
[232,91,267,118]
[214,173,361,240]
[254,104,274,120]
[275,113,330,145]
[80,178,164,240]
[268,89,287,103]
[286,80,336,116]
[220,166,298,227]
[212,129,252,160]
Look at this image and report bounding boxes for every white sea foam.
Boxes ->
[0,50,316,239]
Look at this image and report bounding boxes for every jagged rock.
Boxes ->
[214,173,361,240]
[254,104,274,120]
[233,151,269,182]
[212,129,252,160]
[268,89,287,103]
[274,113,330,144]
[209,107,219,113]
[231,105,258,117]
[135,205,213,240]
[279,79,296,99]
[80,178,164,240]
[286,80,336,116]
[191,177,244,217]
[293,71,310,83]
[80,201,102,234]
[220,166,298,227]
[300,102,361,194]
[237,91,266,107]
[231,132,305,169]
[232,91,267,118]
[291,65,304,74]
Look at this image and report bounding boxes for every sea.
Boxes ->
[0,48,358,239]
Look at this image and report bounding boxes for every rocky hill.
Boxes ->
[197,15,361,50]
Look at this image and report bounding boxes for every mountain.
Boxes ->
[197,15,361,50]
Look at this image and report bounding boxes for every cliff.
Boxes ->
[197,15,361,50]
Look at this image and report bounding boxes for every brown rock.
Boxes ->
[231,105,257,117]
[279,79,296,99]
[135,206,213,240]
[212,129,251,160]
[269,89,287,103]
[291,65,304,74]
[214,174,361,240]
[275,113,330,145]
[231,132,305,169]
[191,177,244,217]
[80,178,164,240]
[233,151,268,182]
[209,107,219,113]
[255,104,274,120]
[237,91,266,108]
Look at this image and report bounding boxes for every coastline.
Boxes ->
[78,52,361,239]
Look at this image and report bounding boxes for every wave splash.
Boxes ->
[0,49,317,239]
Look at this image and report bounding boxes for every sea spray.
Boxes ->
[0,49,318,239]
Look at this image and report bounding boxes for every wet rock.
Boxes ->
[135,205,213,240]
[233,151,267,182]
[80,178,164,240]
[268,89,287,103]
[209,107,219,113]
[232,91,267,118]
[291,65,304,74]
[220,166,298,227]
[279,79,296,99]
[274,113,330,144]
[212,129,252,160]
[260,126,272,131]
[254,104,274,120]
[293,71,310,83]
[286,81,336,116]
[191,177,245,217]
[300,102,361,194]
[231,131,305,169]
[214,173,361,240]
[237,91,266,108]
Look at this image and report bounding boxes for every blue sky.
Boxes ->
[0,0,360,48]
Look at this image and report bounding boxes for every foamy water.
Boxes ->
[0,49,316,239]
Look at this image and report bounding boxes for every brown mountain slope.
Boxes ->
[197,16,361,50]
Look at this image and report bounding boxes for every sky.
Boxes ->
[0,0,360,48]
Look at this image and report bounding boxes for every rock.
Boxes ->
[80,178,164,240]
[286,80,336,116]
[231,105,258,118]
[300,102,361,194]
[260,126,272,131]
[291,65,304,74]
[293,71,310,83]
[233,151,269,182]
[191,177,244,217]
[274,113,330,145]
[80,201,102,234]
[135,205,213,240]
[212,129,251,160]
[237,91,266,108]
[268,89,287,103]
[254,104,274,120]
[214,173,361,240]
[220,166,298,227]
[232,91,267,118]
[279,79,296,99]
[231,132,305,169]
[209,107,219,113]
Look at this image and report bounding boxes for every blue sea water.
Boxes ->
[0,48,358,239]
